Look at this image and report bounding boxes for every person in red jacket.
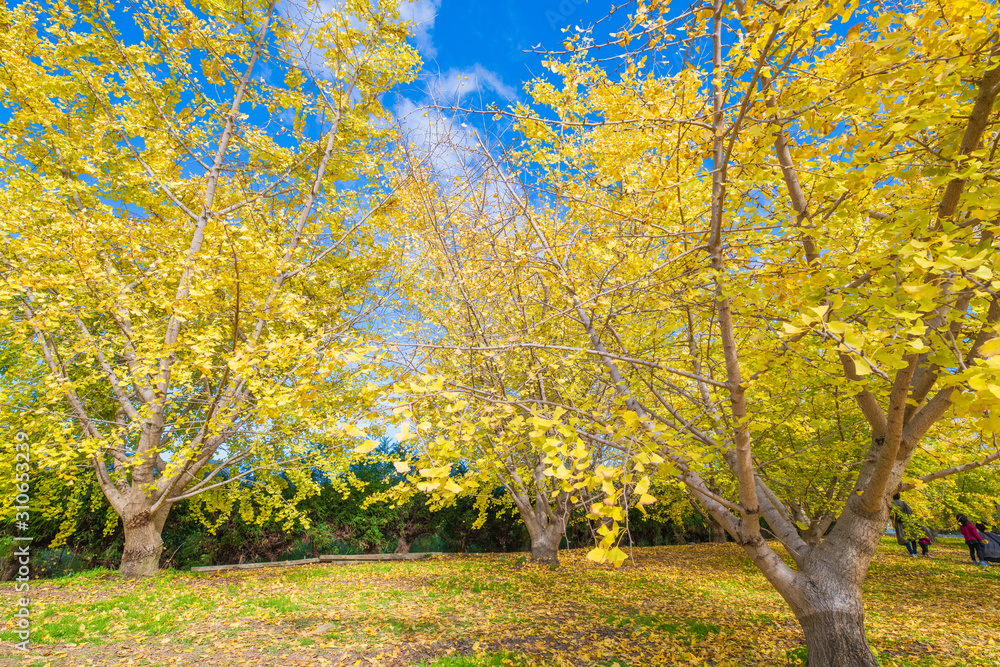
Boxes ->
[957,514,990,566]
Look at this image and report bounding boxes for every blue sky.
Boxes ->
[396,0,615,108]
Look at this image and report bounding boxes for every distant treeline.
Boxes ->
[1,454,713,580]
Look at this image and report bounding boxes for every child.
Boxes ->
[957,514,990,566]
[918,535,932,557]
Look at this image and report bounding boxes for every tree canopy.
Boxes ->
[0,0,418,577]
[2,0,1000,664]
[386,0,1000,663]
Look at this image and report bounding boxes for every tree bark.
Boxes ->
[394,534,414,554]
[393,529,428,554]
[501,466,568,565]
[800,515,835,548]
[795,572,876,667]
[514,498,565,564]
[528,521,563,564]
[799,606,876,667]
[782,500,887,667]
[120,507,169,579]
[708,517,727,543]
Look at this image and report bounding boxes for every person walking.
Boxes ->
[891,493,917,556]
[957,514,990,566]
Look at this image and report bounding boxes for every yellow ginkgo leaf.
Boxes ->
[353,440,379,454]
[607,547,629,567]
[344,424,365,438]
[978,337,1000,358]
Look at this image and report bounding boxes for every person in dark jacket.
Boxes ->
[891,493,917,556]
[976,523,1000,563]
[957,514,990,566]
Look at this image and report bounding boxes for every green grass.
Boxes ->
[421,652,529,666]
[0,539,995,666]
[608,611,721,640]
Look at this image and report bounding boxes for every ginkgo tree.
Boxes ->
[385,149,661,564]
[399,0,1000,663]
[0,0,418,577]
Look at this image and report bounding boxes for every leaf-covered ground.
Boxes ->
[1,538,997,666]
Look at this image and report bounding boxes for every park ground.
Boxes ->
[0,538,997,667]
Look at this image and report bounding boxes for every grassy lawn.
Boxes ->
[0,538,997,666]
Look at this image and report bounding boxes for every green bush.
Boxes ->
[412,533,449,553]
[0,536,15,580]
[34,549,77,579]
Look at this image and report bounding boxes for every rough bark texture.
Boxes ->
[528,523,562,564]
[518,505,565,565]
[394,535,414,554]
[785,499,888,667]
[503,470,568,565]
[120,507,169,579]
[800,609,877,667]
[800,515,835,548]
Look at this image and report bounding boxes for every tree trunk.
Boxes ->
[505,478,567,564]
[394,534,414,554]
[689,494,726,543]
[394,530,428,554]
[120,507,169,578]
[788,506,885,667]
[529,522,562,564]
[518,505,565,564]
[800,515,835,548]
[799,607,876,667]
[708,517,727,543]
[393,517,428,554]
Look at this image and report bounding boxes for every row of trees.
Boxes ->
[5,429,993,579]
[3,0,1000,665]
[386,0,1000,663]
[0,445,564,580]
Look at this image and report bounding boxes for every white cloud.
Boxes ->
[395,95,524,233]
[396,96,479,179]
[386,8,523,238]
[398,0,442,59]
[425,65,518,103]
